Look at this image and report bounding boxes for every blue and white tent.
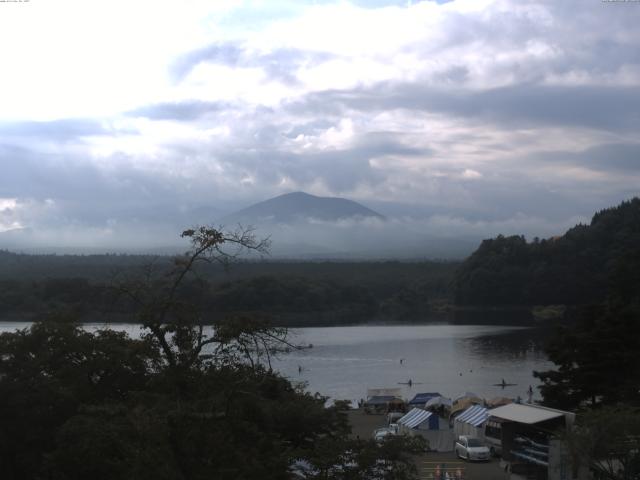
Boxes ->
[456,404,488,426]
[397,408,455,453]
[398,408,437,430]
[453,404,489,438]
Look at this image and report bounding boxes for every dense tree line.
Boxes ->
[532,269,640,479]
[0,260,456,325]
[0,227,425,480]
[0,250,457,285]
[527,202,640,479]
[453,198,640,306]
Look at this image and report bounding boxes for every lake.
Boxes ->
[0,321,553,404]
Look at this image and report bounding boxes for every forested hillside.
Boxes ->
[453,198,640,306]
[0,254,457,325]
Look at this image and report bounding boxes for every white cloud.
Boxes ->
[0,0,638,252]
[462,169,482,179]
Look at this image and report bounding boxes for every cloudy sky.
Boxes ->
[0,0,638,253]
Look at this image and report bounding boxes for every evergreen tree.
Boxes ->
[533,303,640,409]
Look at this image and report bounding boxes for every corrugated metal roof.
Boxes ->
[487,403,566,424]
[455,404,488,427]
[398,408,433,429]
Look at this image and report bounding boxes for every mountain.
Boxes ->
[221,192,385,225]
[217,192,482,259]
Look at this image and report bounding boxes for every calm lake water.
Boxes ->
[0,322,553,404]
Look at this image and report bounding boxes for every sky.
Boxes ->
[0,0,639,253]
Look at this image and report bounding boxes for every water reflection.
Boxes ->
[463,327,551,361]
[275,324,554,403]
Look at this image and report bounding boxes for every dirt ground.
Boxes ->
[347,408,388,440]
[346,409,508,480]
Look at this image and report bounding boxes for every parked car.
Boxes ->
[387,412,403,425]
[373,427,397,443]
[454,436,490,461]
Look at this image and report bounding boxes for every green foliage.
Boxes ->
[533,303,640,410]
[210,275,377,318]
[563,406,640,480]
[0,316,157,479]
[0,318,423,480]
[532,209,640,410]
[0,226,424,480]
[0,260,457,325]
[453,197,640,306]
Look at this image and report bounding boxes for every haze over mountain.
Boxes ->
[213,191,477,259]
[221,192,385,225]
[0,189,577,259]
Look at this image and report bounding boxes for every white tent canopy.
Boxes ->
[456,404,489,427]
[398,408,433,429]
[488,403,575,426]
[398,408,454,453]
[453,404,489,440]
[425,396,452,408]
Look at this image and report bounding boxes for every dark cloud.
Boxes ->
[0,146,226,231]
[530,143,640,173]
[288,83,640,131]
[210,132,432,193]
[0,137,632,254]
[217,148,383,194]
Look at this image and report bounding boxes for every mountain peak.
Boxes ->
[223,191,385,225]
[278,191,314,198]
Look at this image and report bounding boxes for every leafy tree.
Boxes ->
[562,406,640,480]
[0,226,423,480]
[0,315,157,479]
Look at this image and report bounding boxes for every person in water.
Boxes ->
[408,379,412,387]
